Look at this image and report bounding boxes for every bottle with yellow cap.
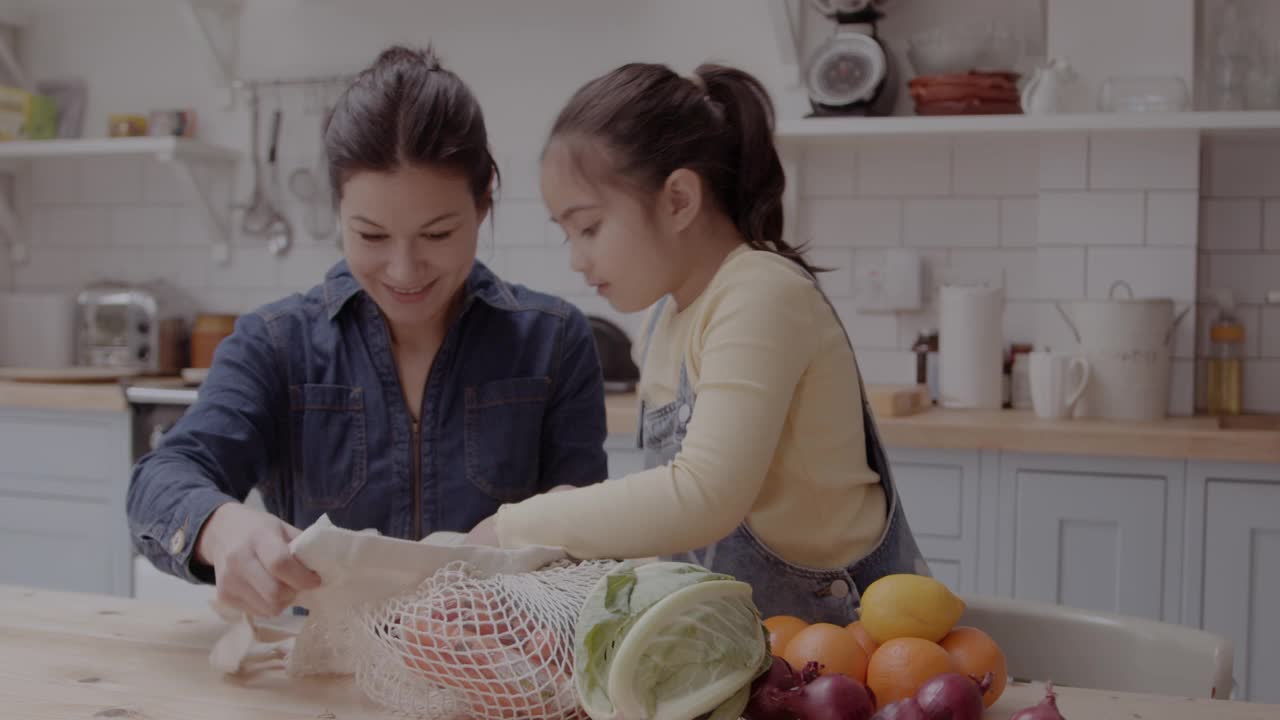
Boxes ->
[1207,289,1244,416]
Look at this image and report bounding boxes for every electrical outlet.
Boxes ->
[855,249,922,313]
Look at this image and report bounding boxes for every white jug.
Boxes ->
[1055,281,1190,421]
[1021,57,1075,115]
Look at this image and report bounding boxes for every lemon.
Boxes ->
[858,574,965,644]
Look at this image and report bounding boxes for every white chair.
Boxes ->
[957,594,1235,700]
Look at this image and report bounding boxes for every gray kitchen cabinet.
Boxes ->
[0,407,132,597]
[996,453,1185,623]
[887,448,987,595]
[1186,461,1280,703]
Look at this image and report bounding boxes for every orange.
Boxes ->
[781,622,869,684]
[846,621,880,659]
[866,637,957,709]
[763,615,809,657]
[940,626,1008,708]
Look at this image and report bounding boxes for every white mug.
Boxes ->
[1029,351,1090,420]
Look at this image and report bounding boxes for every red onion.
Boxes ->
[915,672,992,720]
[785,672,877,720]
[1009,680,1066,720]
[870,698,927,720]
[744,656,800,720]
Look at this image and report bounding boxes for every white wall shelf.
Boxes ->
[776,110,1280,144]
[0,138,240,265]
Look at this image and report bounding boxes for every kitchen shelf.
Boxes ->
[775,110,1280,143]
[0,136,237,162]
[0,137,240,265]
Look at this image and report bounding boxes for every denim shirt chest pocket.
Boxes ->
[464,376,551,502]
[289,384,369,510]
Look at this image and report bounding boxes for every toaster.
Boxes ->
[76,281,187,374]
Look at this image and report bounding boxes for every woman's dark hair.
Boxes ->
[546,62,820,276]
[324,45,498,206]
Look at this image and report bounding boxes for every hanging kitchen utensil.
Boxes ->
[240,90,275,236]
[264,106,293,255]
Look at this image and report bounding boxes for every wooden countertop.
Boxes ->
[0,379,128,412]
[605,393,1280,464]
[1,584,1274,719]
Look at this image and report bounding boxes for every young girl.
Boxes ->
[470,62,927,624]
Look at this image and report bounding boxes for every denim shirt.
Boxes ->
[127,259,608,583]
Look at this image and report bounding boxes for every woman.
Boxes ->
[127,46,608,618]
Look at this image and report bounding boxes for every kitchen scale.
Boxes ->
[804,0,898,116]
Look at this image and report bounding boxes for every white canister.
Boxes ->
[939,285,1005,409]
[1055,281,1190,421]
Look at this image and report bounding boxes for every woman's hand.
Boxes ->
[196,503,322,617]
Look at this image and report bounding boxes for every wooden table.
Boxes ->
[2,585,1276,719]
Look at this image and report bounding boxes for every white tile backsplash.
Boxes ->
[110,206,180,247]
[1201,198,1262,250]
[1086,247,1198,302]
[1038,133,1088,190]
[802,198,901,248]
[808,247,856,297]
[857,138,950,197]
[1146,191,1198,247]
[1208,253,1280,305]
[1089,131,1199,190]
[1000,197,1038,246]
[800,147,857,197]
[1264,199,1280,251]
[1034,302,1084,354]
[502,246,580,295]
[208,244,280,289]
[1034,247,1087,300]
[499,152,544,202]
[851,349,917,385]
[1262,306,1280,358]
[1038,192,1145,246]
[945,248,1037,301]
[142,161,190,206]
[1002,300,1041,345]
[31,158,79,205]
[41,206,110,247]
[1206,140,1280,197]
[1169,359,1196,416]
[492,200,554,246]
[831,300,899,350]
[1243,360,1280,414]
[904,199,999,248]
[951,137,1039,196]
[79,157,145,205]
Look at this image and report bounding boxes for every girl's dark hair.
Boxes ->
[547,62,820,276]
[324,45,498,206]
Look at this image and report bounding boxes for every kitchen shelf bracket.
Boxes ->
[156,146,233,265]
[0,187,26,267]
[177,0,242,110]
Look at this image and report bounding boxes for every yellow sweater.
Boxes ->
[496,246,887,569]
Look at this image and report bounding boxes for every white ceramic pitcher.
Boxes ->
[1054,281,1190,421]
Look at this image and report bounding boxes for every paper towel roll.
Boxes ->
[939,285,1004,409]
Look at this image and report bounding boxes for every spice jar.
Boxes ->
[190,313,238,368]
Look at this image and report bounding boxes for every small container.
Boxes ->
[190,313,238,369]
[1010,343,1034,410]
[108,114,148,137]
[1206,290,1244,417]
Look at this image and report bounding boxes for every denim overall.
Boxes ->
[636,279,928,625]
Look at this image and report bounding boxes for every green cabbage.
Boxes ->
[574,561,770,720]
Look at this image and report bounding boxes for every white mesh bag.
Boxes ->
[354,558,619,720]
